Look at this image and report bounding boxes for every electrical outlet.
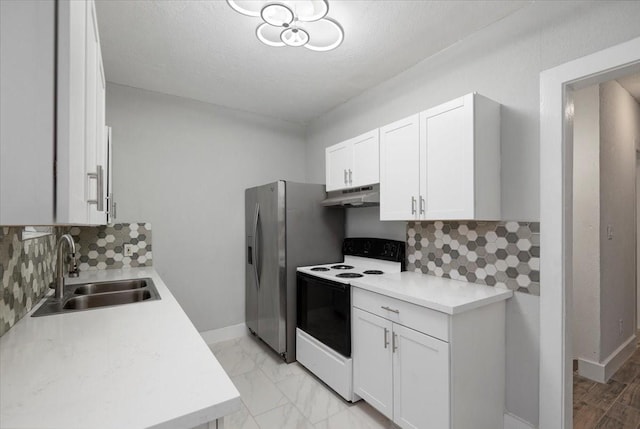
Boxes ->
[607,225,614,240]
[124,244,134,257]
[619,319,624,337]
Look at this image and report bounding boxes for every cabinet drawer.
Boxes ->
[352,287,449,342]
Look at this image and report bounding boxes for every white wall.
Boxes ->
[304,2,640,426]
[106,83,307,332]
[599,80,640,359]
[572,84,601,362]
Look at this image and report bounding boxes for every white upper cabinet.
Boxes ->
[380,93,500,221]
[379,115,420,221]
[325,129,379,191]
[0,0,56,225]
[0,0,108,225]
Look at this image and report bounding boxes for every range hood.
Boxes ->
[321,184,380,208]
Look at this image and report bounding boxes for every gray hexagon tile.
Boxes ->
[1,227,59,336]
[70,223,153,271]
[407,221,540,295]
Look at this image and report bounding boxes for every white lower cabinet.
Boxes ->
[352,308,394,418]
[353,308,449,428]
[352,287,505,429]
[393,323,450,429]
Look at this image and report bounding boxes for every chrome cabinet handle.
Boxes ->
[344,169,348,185]
[384,327,389,349]
[348,169,353,185]
[381,305,399,314]
[411,196,416,214]
[392,332,398,353]
[96,165,104,211]
[420,196,425,214]
[87,165,104,211]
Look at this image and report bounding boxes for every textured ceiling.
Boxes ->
[96,0,530,123]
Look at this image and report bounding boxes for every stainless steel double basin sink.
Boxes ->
[32,278,160,317]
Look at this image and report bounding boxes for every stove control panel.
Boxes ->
[342,238,406,265]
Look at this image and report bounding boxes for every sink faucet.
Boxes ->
[55,234,76,299]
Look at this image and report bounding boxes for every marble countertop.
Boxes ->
[351,271,513,314]
[0,267,241,429]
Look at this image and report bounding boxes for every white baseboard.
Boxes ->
[578,334,637,383]
[504,412,536,429]
[200,323,248,345]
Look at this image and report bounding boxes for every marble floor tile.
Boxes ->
[253,403,314,429]
[275,371,347,424]
[231,369,289,416]
[224,402,260,429]
[254,350,305,383]
[315,401,393,429]
[212,342,258,377]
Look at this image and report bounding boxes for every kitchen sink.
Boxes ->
[64,289,153,310]
[32,277,160,317]
[73,279,148,295]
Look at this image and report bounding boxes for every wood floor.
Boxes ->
[573,337,640,428]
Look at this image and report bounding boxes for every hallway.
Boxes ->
[573,335,640,428]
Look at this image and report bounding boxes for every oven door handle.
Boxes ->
[253,202,260,289]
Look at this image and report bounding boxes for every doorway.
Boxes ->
[571,74,640,427]
[539,37,640,428]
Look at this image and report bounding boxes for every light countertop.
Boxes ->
[352,271,513,314]
[0,267,241,429]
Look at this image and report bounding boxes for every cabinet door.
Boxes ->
[351,129,379,188]
[0,0,56,224]
[85,0,105,225]
[379,114,420,221]
[392,324,450,429]
[325,141,353,191]
[87,4,107,225]
[421,95,475,219]
[57,0,88,223]
[353,308,394,419]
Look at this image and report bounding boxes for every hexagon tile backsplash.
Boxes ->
[1,223,152,337]
[0,227,59,336]
[407,221,540,295]
[70,223,152,271]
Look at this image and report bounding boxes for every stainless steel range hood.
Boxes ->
[321,184,380,208]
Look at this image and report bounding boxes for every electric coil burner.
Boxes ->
[336,272,364,278]
[331,264,354,270]
[296,238,406,402]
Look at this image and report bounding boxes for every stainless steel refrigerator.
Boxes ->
[245,181,344,363]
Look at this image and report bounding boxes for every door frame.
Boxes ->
[539,36,640,428]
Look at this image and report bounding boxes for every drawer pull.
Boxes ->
[381,305,399,314]
[384,327,389,349]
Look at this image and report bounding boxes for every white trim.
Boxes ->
[199,323,248,345]
[504,412,536,429]
[539,36,640,429]
[577,335,638,383]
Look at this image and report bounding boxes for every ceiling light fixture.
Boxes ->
[227,0,344,52]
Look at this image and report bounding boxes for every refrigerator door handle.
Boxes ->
[253,202,260,289]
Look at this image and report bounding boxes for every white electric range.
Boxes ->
[295,238,405,401]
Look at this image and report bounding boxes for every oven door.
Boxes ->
[297,272,351,357]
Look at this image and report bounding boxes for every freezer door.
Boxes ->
[255,181,287,353]
[245,187,259,335]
